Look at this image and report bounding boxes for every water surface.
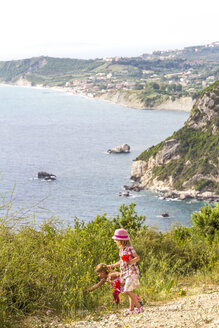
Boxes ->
[0,85,203,230]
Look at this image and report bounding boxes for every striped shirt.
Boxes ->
[119,246,139,279]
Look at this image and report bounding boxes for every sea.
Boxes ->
[0,85,204,231]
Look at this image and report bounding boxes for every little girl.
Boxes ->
[108,228,143,315]
[88,263,125,304]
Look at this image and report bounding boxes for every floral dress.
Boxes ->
[119,246,140,292]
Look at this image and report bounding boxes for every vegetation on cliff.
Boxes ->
[136,81,219,194]
[0,57,103,86]
[0,202,218,328]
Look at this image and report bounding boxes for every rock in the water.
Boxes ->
[38,171,56,180]
[44,176,56,181]
[132,186,141,192]
[162,212,169,217]
[123,185,130,190]
[107,144,130,154]
[119,191,131,197]
[178,193,193,200]
[123,184,142,192]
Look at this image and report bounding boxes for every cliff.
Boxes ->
[97,91,194,112]
[130,81,219,201]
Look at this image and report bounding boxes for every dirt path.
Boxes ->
[67,290,219,328]
[21,288,219,328]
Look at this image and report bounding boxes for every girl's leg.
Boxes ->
[112,290,120,304]
[125,291,140,310]
[133,293,143,306]
[128,294,134,310]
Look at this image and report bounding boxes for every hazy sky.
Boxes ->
[1,0,218,60]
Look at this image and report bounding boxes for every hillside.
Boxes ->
[0,56,104,86]
[0,41,219,110]
[130,81,219,201]
[143,41,219,62]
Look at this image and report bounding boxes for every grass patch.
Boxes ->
[0,202,218,327]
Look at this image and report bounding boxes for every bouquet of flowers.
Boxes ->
[113,279,121,291]
[121,254,130,262]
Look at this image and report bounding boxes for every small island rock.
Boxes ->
[107,144,130,154]
[38,171,56,180]
[162,212,169,217]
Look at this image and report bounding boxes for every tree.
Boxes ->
[176,84,182,92]
[152,82,160,90]
[191,204,219,242]
[134,83,144,90]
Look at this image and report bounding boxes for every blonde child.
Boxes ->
[108,228,143,315]
[88,263,125,304]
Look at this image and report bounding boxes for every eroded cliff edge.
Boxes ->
[130,81,219,201]
[98,91,194,112]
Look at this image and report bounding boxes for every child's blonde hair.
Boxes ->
[116,239,131,249]
[95,263,109,274]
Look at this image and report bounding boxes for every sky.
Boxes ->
[0,0,219,61]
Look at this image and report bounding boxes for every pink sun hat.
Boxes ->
[112,228,130,240]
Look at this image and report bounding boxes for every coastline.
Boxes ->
[0,81,195,112]
[98,90,195,112]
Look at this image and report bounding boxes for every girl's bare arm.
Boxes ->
[107,261,120,270]
[108,272,120,280]
[88,278,106,292]
[127,250,140,265]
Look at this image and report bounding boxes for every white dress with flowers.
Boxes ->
[120,246,140,292]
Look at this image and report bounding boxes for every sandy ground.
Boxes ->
[68,291,219,328]
[28,288,218,328]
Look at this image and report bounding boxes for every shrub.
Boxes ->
[194,179,217,191]
[191,203,219,242]
[0,202,218,327]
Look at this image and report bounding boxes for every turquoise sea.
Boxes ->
[0,85,204,231]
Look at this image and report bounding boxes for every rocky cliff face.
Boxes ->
[98,91,194,112]
[130,81,219,201]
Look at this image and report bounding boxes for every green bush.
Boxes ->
[194,179,217,191]
[191,203,219,242]
[0,202,218,327]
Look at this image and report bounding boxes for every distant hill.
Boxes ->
[0,42,219,110]
[143,41,219,62]
[0,56,105,86]
[130,81,219,201]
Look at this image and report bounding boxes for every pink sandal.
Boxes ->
[124,309,134,316]
[135,306,144,314]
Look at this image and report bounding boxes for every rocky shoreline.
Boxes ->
[126,156,219,202]
[125,179,219,203]
[127,157,219,203]
[0,80,194,112]
[96,90,194,112]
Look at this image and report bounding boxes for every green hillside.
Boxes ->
[0,41,219,107]
[0,56,105,86]
[135,81,219,197]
